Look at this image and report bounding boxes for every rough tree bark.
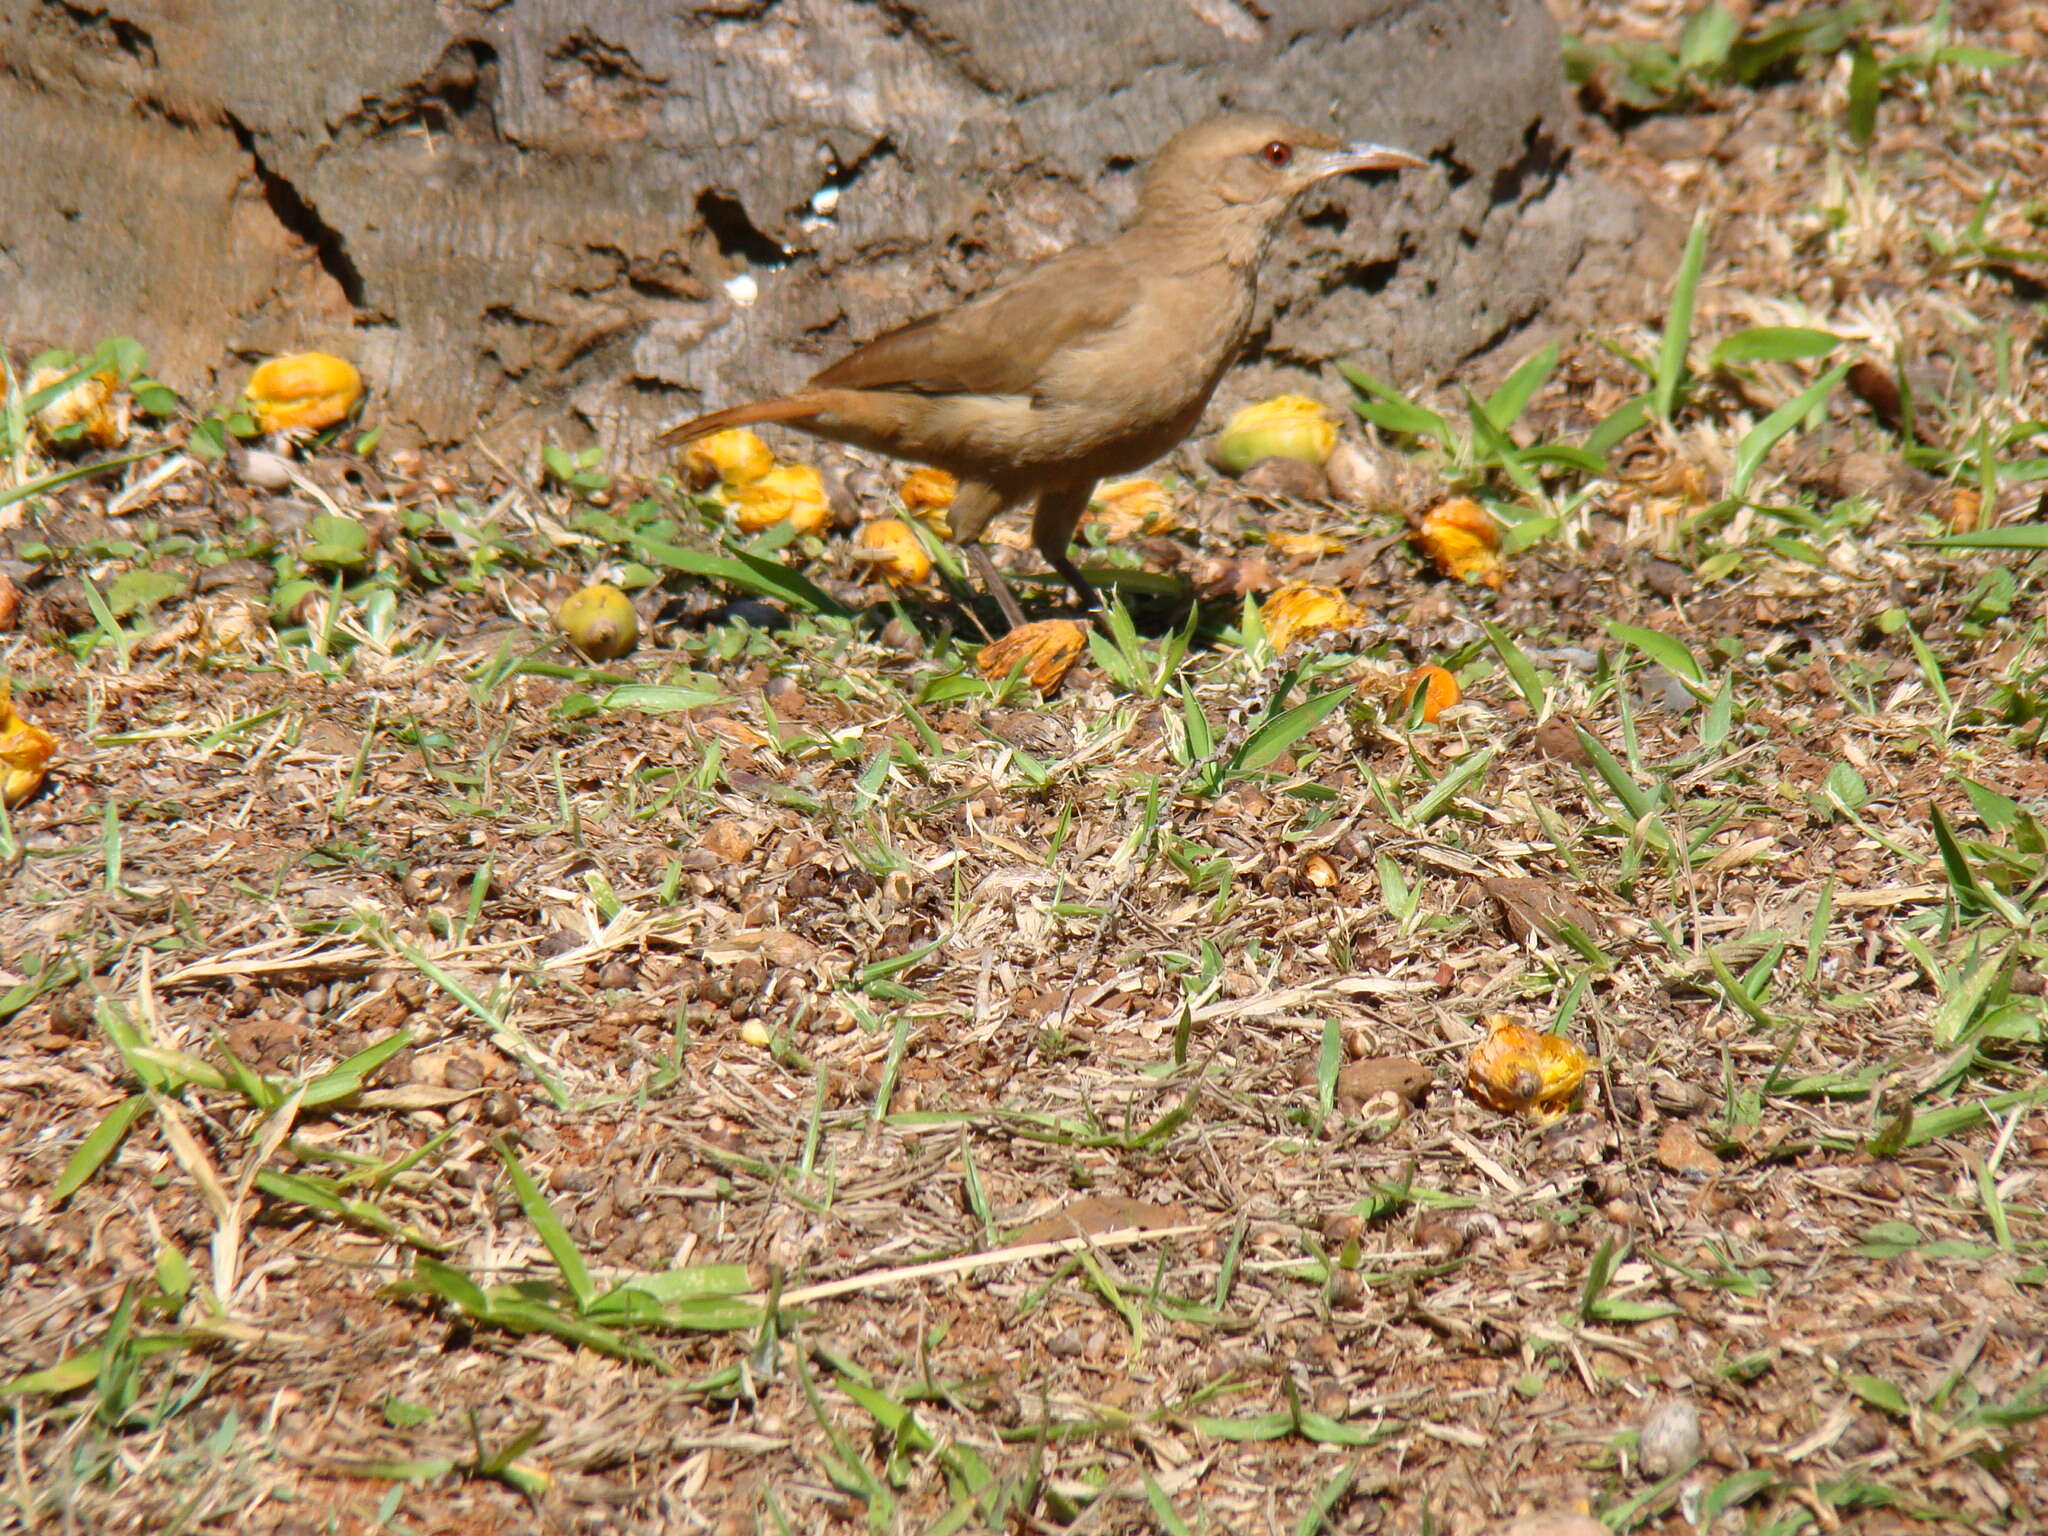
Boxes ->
[0,0,1644,458]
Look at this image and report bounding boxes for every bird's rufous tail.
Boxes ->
[655,394,826,447]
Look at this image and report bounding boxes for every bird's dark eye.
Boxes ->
[1261,140,1293,168]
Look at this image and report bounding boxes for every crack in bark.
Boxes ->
[34,0,157,66]
[222,112,367,312]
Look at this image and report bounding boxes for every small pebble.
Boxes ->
[1638,1396,1703,1478]
[231,447,295,492]
[1636,664,1699,714]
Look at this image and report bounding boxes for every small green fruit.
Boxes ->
[1212,393,1338,475]
[557,582,639,660]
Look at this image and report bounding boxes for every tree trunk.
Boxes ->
[0,0,1643,457]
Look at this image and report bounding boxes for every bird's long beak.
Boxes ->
[1309,142,1430,179]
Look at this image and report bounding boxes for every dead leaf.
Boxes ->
[1533,716,1592,766]
[1655,1122,1723,1177]
[1188,553,1276,597]
[1011,1195,1190,1246]
[1482,876,1608,946]
[698,818,757,863]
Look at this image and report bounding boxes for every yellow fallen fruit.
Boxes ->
[976,619,1088,695]
[848,517,932,584]
[681,427,775,489]
[245,352,363,434]
[727,463,831,536]
[1268,530,1346,559]
[1416,498,1506,589]
[1088,477,1179,540]
[29,365,128,450]
[899,468,956,537]
[1260,581,1363,651]
[1215,394,1337,475]
[556,583,639,660]
[0,684,58,807]
[1945,487,1981,535]
[1404,664,1460,723]
[1465,1015,1586,1123]
[739,1020,774,1048]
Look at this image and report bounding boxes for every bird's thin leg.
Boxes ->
[949,480,1032,630]
[1030,483,1102,622]
[966,542,1031,631]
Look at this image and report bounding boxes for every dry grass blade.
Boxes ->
[766,1222,1206,1307]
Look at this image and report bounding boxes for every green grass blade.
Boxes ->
[53,1095,148,1203]
[1229,685,1354,776]
[1585,393,1650,457]
[1291,1459,1359,1536]
[1731,363,1850,497]
[1409,746,1496,824]
[1919,524,2048,550]
[301,1028,414,1108]
[1709,327,1842,368]
[495,1140,595,1310]
[1846,41,1880,146]
[1605,620,1704,683]
[1654,213,1710,421]
[633,539,850,617]
[1576,730,1659,823]
[1483,622,1547,710]
[0,448,159,512]
[1143,1472,1197,1536]
[1483,341,1559,430]
[1338,363,1453,443]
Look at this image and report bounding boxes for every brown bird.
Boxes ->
[659,114,1427,627]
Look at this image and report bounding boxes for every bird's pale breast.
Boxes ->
[921,264,1255,481]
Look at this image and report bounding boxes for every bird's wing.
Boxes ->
[808,245,1140,400]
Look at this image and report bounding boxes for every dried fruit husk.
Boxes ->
[1088,478,1179,539]
[1465,1014,1586,1122]
[28,365,128,450]
[681,427,775,489]
[848,517,933,584]
[0,685,59,807]
[1268,530,1347,560]
[899,466,959,525]
[976,619,1088,695]
[727,463,832,536]
[1415,497,1505,588]
[1261,581,1363,650]
[1404,664,1460,722]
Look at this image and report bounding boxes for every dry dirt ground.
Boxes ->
[3,3,2046,1533]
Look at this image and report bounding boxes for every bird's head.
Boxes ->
[1135,114,1427,259]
